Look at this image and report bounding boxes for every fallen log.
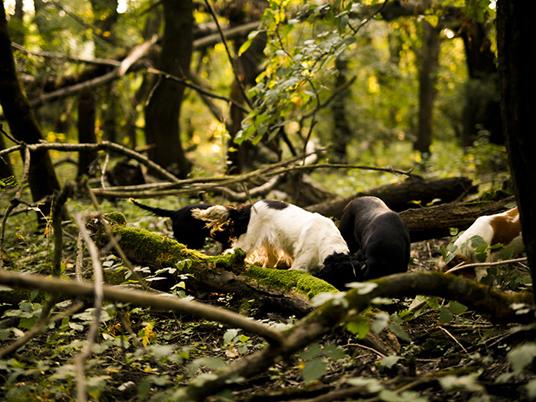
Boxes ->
[400,196,516,242]
[94,215,337,316]
[307,176,475,218]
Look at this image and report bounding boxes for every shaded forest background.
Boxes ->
[1,0,536,401]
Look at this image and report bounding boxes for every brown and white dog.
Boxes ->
[443,207,524,277]
[192,200,365,289]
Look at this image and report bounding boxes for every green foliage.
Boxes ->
[299,342,347,384]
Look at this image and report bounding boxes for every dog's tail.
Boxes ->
[129,198,176,218]
[191,205,230,235]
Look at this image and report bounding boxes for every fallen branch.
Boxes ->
[173,272,533,401]
[0,141,180,183]
[0,268,284,345]
[445,257,528,275]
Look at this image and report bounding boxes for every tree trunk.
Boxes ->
[413,21,440,157]
[496,0,536,299]
[461,19,502,146]
[125,9,162,149]
[144,0,193,178]
[226,16,268,173]
[330,54,352,163]
[76,91,97,179]
[0,2,60,218]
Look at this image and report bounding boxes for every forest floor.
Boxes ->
[0,195,535,401]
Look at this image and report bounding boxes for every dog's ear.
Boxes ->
[191,205,230,234]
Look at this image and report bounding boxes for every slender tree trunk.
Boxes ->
[330,54,352,163]
[144,0,193,177]
[226,30,267,173]
[0,2,60,218]
[125,9,162,149]
[496,0,536,299]
[413,21,440,157]
[76,91,97,179]
[461,19,502,146]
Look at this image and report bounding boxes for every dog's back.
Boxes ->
[340,196,410,278]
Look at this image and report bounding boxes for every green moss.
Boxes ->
[244,266,338,299]
[109,225,245,272]
[103,212,127,226]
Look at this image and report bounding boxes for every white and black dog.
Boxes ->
[339,196,410,279]
[192,200,364,289]
[130,199,233,249]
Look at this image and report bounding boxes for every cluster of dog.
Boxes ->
[131,196,524,290]
[131,196,410,290]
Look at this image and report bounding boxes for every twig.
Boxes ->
[11,42,121,67]
[0,268,285,345]
[146,66,249,113]
[73,213,105,402]
[438,326,469,354]
[344,342,386,358]
[203,0,253,110]
[75,232,84,281]
[444,257,528,274]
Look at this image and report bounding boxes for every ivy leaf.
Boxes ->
[507,343,536,374]
[303,358,326,383]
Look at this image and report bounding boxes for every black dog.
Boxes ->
[130,199,232,249]
[339,196,410,279]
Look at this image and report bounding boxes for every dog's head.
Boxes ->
[316,252,368,290]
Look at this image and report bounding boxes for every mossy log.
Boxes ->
[307,176,474,218]
[96,215,337,316]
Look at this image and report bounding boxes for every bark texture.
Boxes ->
[0,2,60,218]
[497,0,536,299]
[144,0,193,177]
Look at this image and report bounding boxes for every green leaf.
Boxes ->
[301,343,323,361]
[439,373,484,392]
[507,343,536,374]
[346,316,370,339]
[238,30,261,56]
[439,307,454,323]
[323,344,346,360]
[448,301,468,315]
[345,377,383,392]
[223,329,239,345]
[371,311,390,334]
[303,358,326,383]
[378,355,402,369]
[346,282,378,294]
[388,315,411,342]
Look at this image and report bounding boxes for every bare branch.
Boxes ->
[0,268,285,345]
